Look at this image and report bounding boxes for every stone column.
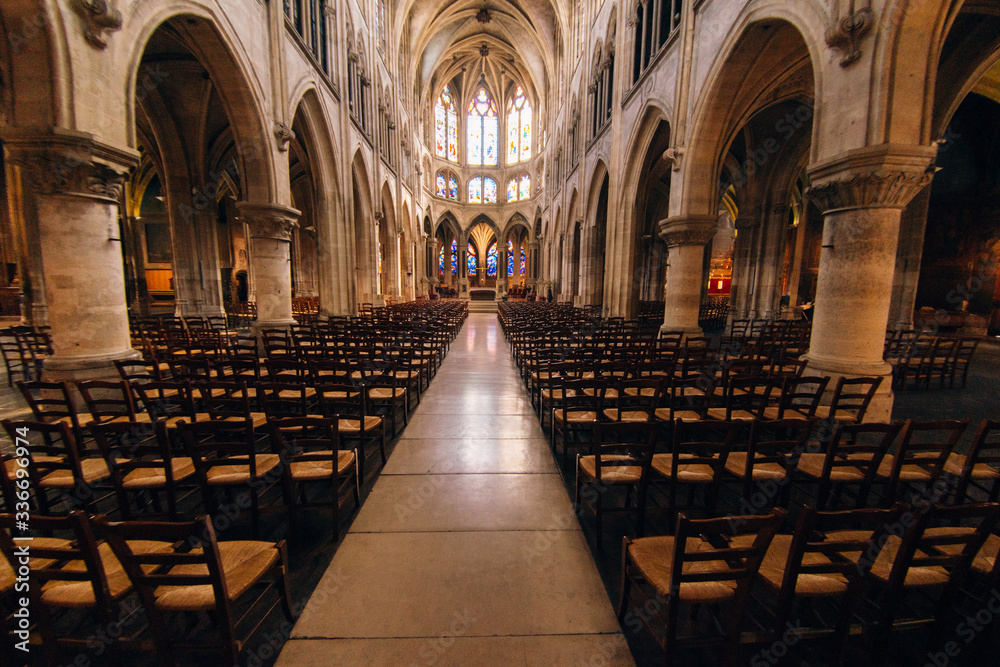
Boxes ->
[527,241,540,287]
[659,216,717,334]
[4,130,141,381]
[237,202,300,334]
[888,186,931,330]
[458,235,469,297]
[754,204,790,320]
[803,145,936,421]
[729,214,760,321]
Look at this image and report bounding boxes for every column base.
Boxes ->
[251,319,297,336]
[43,348,142,384]
[659,324,703,337]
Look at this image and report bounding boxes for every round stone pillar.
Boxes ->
[237,202,300,334]
[658,216,717,334]
[4,130,141,381]
[803,145,936,421]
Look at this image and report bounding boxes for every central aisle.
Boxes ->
[277,313,633,665]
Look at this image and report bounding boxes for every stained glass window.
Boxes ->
[468,177,482,204]
[483,177,498,203]
[467,242,477,275]
[506,86,532,164]
[436,170,458,200]
[519,173,531,200]
[451,240,458,275]
[486,241,498,277]
[507,178,517,202]
[520,245,526,275]
[439,245,445,274]
[467,88,498,166]
[434,86,459,162]
[507,240,514,277]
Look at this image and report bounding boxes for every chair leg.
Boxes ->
[617,537,632,621]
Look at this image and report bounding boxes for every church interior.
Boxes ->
[0,0,999,665]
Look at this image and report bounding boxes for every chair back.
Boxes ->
[77,379,137,424]
[589,421,658,483]
[826,376,882,424]
[884,419,969,503]
[134,381,196,422]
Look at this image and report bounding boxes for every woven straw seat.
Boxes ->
[120,457,196,489]
[154,541,280,611]
[578,454,643,484]
[39,457,110,488]
[41,540,173,607]
[651,453,715,483]
[757,534,850,596]
[288,450,356,481]
[626,536,738,603]
[602,408,650,422]
[203,454,281,485]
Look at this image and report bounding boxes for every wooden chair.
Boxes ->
[96,514,296,667]
[360,360,409,437]
[865,502,1000,659]
[947,419,1000,505]
[77,379,138,425]
[948,337,979,388]
[704,374,772,421]
[795,422,903,510]
[755,504,905,663]
[16,380,83,444]
[91,420,194,520]
[761,376,830,420]
[552,377,607,467]
[650,419,744,525]
[811,376,883,424]
[877,419,969,506]
[618,508,786,666]
[255,382,310,419]
[133,381,197,424]
[0,511,160,665]
[1,419,109,514]
[316,383,386,481]
[267,417,360,541]
[0,330,35,385]
[574,421,658,544]
[602,377,663,423]
[175,419,281,538]
[722,418,814,509]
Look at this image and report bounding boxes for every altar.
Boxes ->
[469,288,497,301]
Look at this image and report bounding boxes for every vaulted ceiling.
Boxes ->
[399,0,567,122]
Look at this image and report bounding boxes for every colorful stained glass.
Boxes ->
[468,177,482,204]
[520,246,526,275]
[448,173,458,200]
[507,114,519,163]
[439,246,444,274]
[467,88,498,166]
[435,106,446,156]
[486,241,498,277]
[507,86,532,164]
[507,240,514,277]
[434,87,459,162]
[467,242,477,275]
[483,177,498,203]
[520,106,532,160]
[436,171,447,197]
[447,110,458,161]
[451,240,457,275]
[519,173,531,200]
[507,178,517,202]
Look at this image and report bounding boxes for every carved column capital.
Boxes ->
[2,128,138,201]
[72,0,123,49]
[657,215,718,247]
[237,202,300,241]
[805,145,937,213]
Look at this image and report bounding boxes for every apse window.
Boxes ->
[507,173,530,202]
[468,176,498,204]
[436,170,459,200]
[434,86,459,163]
[467,87,499,166]
[507,86,532,164]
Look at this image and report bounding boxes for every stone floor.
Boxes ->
[276,313,634,666]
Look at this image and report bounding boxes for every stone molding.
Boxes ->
[72,0,123,49]
[657,215,718,247]
[2,128,138,201]
[805,144,937,213]
[237,202,300,241]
